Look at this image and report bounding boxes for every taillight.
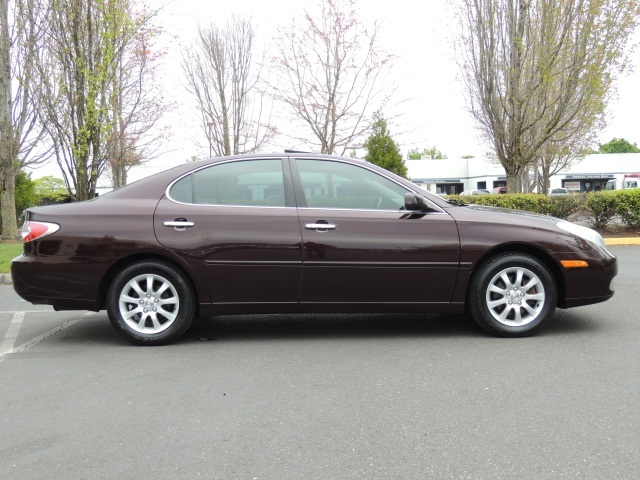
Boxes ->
[21,221,60,243]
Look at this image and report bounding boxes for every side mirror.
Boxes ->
[404,192,434,212]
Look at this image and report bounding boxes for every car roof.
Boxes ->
[100,152,429,203]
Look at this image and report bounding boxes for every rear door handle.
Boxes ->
[164,220,195,231]
[305,223,336,231]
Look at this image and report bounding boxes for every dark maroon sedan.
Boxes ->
[12,153,617,344]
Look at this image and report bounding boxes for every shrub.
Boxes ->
[585,191,618,229]
[449,193,581,219]
[451,193,547,212]
[444,190,640,229]
[616,189,640,229]
[542,194,582,220]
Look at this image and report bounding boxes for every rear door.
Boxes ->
[292,158,460,305]
[154,158,303,305]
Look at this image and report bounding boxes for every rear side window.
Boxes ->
[169,159,286,207]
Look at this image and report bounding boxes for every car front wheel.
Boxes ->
[468,253,557,337]
[106,260,195,345]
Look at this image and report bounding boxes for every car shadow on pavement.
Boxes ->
[182,314,508,342]
[186,312,479,343]
[37,310,603,347]
[181,310,602,344]
[539,309,604,336]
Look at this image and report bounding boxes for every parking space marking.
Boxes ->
[0,312,25,356]
[0,310,55,314]
[0,311,95,364]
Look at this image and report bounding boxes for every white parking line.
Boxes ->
[0,310,55,314]
[0,311,95,363]
[0,311,25,356]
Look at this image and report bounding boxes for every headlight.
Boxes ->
[556,221,607,249]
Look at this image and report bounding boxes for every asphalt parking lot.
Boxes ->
[1,246,639,479]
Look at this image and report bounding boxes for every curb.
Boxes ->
[1,274,12,285]
[604,237,640,246]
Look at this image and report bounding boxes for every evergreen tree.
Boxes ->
[407,147,448,160]
[599,138,640,154]
[363,114,408,178]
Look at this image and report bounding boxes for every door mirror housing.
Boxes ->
[404,193,436,212]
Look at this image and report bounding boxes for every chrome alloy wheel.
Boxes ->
[118,274,180,334]
[485,266,545,327]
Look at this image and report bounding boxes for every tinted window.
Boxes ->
[170,175,193,203]
[170,159,286,207]
[296,159,407,210]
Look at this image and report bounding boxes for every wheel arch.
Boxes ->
[97,252,207,313]
[469,243,566,307]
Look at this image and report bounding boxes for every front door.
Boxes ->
[292,158,460,305]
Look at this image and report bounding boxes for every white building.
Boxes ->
[408,153,640,194]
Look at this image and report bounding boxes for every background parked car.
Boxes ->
[549,188,569,196]
[491,186,507,194]
[460,189,490,196]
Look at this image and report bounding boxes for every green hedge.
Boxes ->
[615,189,640,229]
[585,191,618,229]
[446,189,640,230]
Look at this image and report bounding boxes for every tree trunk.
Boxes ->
[0,0,18,240]
[506,169,521,194]
[541,161,551,194]
[112,163,126,189]
[0,169,18,240]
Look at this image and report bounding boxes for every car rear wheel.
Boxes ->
[106,260,195,345]
[468,253,557,337]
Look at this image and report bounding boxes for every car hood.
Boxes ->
[461,203,557,221]
[445,203,564,233]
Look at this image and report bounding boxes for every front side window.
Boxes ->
[169,159,286,207]
[295,159,407,210]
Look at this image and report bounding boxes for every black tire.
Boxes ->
[106,260,195,345]
[468,253,557,337]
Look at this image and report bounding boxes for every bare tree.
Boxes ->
[457,0,640,192]
[107,14,168,189]
[35,0,141,201]
[272,0,394,155]
[182,16,275,157]
[0,0,51,240]
[535,117,600,193]
[522,99,600,193]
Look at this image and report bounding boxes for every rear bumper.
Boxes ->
[12,253,102,310]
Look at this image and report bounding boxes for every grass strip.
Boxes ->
[0,243,22,274]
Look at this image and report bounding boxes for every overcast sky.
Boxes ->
[28,0,640,182]
[153,0,640,169]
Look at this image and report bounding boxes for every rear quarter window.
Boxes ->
[170,175,193,203]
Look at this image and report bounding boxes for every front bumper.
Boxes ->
[560,252,617,308]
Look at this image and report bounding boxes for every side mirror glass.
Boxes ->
[404,192,434,212]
